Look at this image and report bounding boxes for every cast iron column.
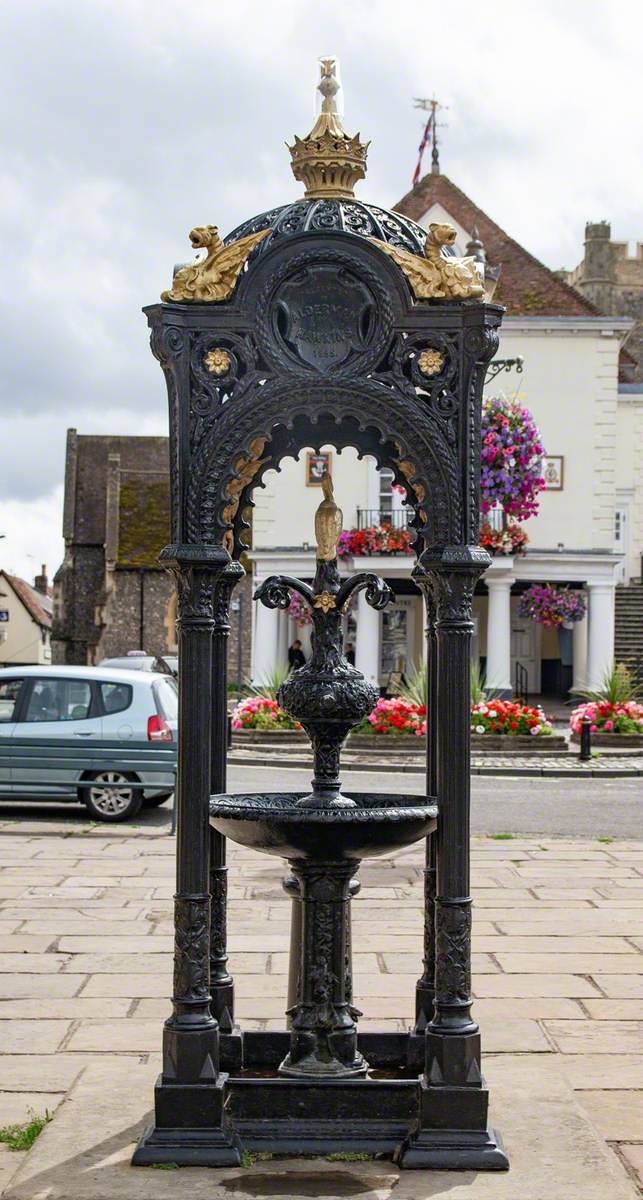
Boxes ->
[210,560,245,1040]
[414,576,437,1033]
[425,547,489,1088]
[159,546,224,1087]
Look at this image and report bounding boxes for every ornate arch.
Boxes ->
[185,377,462,554]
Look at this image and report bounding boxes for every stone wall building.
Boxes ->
[566,222,643,384]
[52,430,253,678]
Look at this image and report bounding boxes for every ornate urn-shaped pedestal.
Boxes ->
[257,474,390,808]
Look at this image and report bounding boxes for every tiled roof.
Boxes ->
[116,477,170,568]
[394,173,597,317]
[3,573,52,628]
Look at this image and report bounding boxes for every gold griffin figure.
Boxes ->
[370,221,485,300]
[161,225,271,303]
[314,471,343,561]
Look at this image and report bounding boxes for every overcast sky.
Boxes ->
[1,0,641,581]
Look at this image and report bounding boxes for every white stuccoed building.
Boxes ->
[249,168,640,701]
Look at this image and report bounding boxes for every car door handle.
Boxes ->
[73,732,94,737]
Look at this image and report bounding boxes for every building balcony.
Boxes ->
[355,508,409,530]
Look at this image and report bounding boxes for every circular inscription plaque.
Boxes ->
[255,251,393,378]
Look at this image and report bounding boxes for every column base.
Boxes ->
[397,1125,509,1171]
[210,980,235,1034]
[161,1018,220,1086]
[426,1027,483,1088]
[414,981,435,1035]
[396,1075,508,1170]
[132,1073,241,1167]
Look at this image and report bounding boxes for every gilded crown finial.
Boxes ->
[288,57,369,200]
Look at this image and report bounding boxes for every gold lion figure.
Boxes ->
[371,221,484,301]
[161,225,271,303]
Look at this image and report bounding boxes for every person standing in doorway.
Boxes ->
[288,639,306,670]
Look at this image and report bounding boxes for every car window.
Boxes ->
[100,682,133,716]
[25,678,92,723]
[0,679,23,723]
[154,679,178,721]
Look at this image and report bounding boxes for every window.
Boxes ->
[25,678,92,723]
[154,679,178,721]
[0,680,23,723]
[100,682,133,716]
[379,467,394,518]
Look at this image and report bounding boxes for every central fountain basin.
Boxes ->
[209,792,437,860]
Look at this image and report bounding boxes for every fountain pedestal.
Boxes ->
[281,858,365,1078]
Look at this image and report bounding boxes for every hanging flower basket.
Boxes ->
[480,396,546,521]
[517,584,587,628]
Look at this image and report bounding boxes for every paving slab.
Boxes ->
[544,1020,643,1054]
[3,1056,638,1200]
[472,973,601,997]
[575,1090,643,1141]
[0,1092,64,1126]
[0,1055,92,1092]
[0,975,86,1000]
[620,1145,643,1190]
[0,1022,72,1055]
[558,1055,643,1090]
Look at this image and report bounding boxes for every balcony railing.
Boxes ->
[356,508,410,531]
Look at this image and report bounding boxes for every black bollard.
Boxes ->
[579,715,592,761]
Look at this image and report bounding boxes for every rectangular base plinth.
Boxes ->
[131,1031,509,1171]
[132,1123,242,1167]
[397,1126,509,1170]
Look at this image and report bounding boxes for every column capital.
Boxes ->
[485,573,515,591]
[585,579,616,593]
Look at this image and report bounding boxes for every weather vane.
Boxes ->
[412,96,448,184]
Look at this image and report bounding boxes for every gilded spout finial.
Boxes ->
[314,470,343,561]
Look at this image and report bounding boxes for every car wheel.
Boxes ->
[81,772,143,822]
[142,792,173,808]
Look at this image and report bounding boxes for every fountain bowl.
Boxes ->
[209,792,437,860]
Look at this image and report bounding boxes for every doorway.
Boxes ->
[510,599,541,695]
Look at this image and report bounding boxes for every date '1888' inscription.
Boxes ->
[273,265,376,372]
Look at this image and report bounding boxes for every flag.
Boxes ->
[413,113,433,187]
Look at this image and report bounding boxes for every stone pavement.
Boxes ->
[0,818,642,1197]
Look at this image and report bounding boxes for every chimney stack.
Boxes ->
[34,564,49,595]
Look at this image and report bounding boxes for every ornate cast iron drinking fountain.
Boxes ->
[134,58,509,1170]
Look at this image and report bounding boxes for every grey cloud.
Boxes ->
[0,0,639,514]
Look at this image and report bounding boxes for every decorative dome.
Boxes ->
[224,197,429,259]
[223,56,428,260]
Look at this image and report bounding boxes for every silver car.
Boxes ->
[0,665,177,822]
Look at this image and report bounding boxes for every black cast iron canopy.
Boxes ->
[224,197,430,259]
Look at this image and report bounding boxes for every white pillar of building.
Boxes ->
[251,584,280,684]
[355,588,380,686]
[485,575,513,697]
[572,614,589,690]
[586,582,616,689]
